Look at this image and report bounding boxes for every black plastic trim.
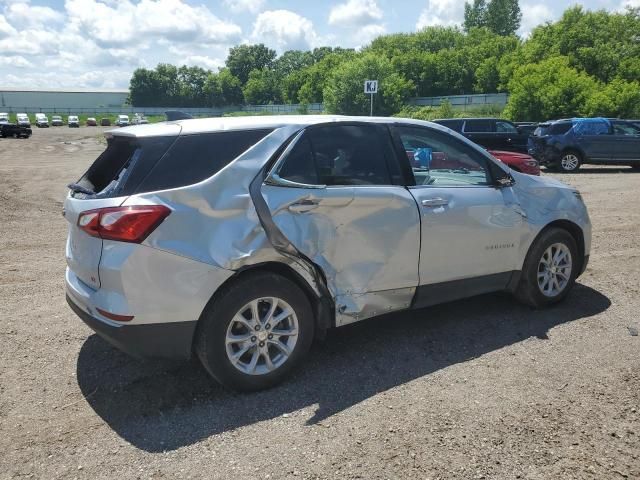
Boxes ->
[67,295,197,360]
[412,271,516,309]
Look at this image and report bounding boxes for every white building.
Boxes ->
[0,87,129,112]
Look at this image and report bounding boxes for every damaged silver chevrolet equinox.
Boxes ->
[65,116,591,391]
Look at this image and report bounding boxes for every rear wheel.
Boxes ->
[195,272,314,391]
[558,151,582,172]
[515,228,578,308]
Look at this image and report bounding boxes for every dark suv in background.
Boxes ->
[528,118,640,172]
[434,118,530,153]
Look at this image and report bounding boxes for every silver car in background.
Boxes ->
[64,116,591,391]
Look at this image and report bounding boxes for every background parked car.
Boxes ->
[0,112,8,124]
[0,123,32,138]
[100,118,111,126]
[16,114,31,127]
[51,115,63,127]
[434,118,530,153]
[35,113,49,128]
[488,150,540,175]
[115,114,130,127]
[68,115,80,128]
[86,117,97,126]
[528,118,640,172]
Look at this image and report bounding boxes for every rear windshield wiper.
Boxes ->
[67,183,95,195]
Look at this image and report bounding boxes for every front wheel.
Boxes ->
[558,151,582,172]
[515,228,579,308]
[195,272,314,391]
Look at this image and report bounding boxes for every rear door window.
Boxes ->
[307,125,395,186]
[275,124,402,186]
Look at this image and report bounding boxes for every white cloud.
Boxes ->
[354,24,387,46]
[518,3,554,37]
[4,2,64,30]
[0,55,33,68]
[328,0,383,27]
[0,14,17,38]
[185,55,224,70]
[416,0,465,29]
[251,10,317,51]
[64,0,242,47]
[619,0,640,8]
[223,0,266,14]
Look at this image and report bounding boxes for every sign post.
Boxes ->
[364,80,378,116]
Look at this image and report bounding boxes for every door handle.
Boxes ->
[288,199,320,213]
[421,198,449,208]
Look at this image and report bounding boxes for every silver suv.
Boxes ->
[65,116,591,391]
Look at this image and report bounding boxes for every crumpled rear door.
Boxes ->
[261,184,421,297]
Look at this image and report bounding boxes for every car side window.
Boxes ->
[463,120,494,133]
[306,125,394,186]
[496,121,518,133]
[396,126,492,187]
[612,122,640,135]
[277,137,319,185]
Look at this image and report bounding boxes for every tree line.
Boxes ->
[128,4,640,121]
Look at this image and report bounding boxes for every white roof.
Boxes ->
[110,114,441,138]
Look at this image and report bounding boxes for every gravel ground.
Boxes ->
[0,127,638,480]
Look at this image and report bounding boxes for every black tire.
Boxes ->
[195,272,315,392]
[557,150,582,173]
[514,227,579,308]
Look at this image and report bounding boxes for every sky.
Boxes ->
[0,0,638,89]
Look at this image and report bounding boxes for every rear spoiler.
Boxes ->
[165,111,193,121]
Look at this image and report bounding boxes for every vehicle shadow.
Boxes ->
[76,283,610,452]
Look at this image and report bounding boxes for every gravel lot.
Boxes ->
[1,127,638,480]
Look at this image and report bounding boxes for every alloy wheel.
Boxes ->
[560,154,580,171]
[537,243,573,297]
[225,297,299,375]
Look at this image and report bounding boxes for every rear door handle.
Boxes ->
[288,199,320,213]
[421,198,449,208]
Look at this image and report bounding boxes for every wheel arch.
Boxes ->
[536,220,586,275]
[194,261,334,353]
[560,146,585,162]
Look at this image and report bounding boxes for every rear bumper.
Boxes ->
[66,294,196,359]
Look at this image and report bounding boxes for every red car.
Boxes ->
[406,149,541,176]
[489,150,540,176]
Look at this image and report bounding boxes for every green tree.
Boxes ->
[225,44,277,84]
[485,0,521,36]
[129,67,162,106]
[204,68,243,107]
[503,56,599,121]
[323,54,415,116]
[464,0,487,31]
[584,79,640,118]
[177,66,209,107]
[297,50,356,104]
[242,69,283,104]
[273,50,314,77]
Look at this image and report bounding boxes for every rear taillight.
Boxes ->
[77,205,171,243]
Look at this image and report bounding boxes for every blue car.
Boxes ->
[528,118,640,172]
